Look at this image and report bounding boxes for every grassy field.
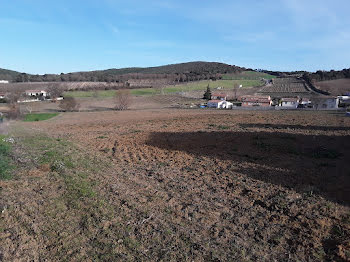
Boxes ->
[24,113,59,122]
[0,135,13,179]
[64,79,262,98]
[222,71,276,80]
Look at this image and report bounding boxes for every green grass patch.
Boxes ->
[21,134,99,207]
[164,79,262,93]
[24,113,59,122]
[64,90,117,98]
[0,135,13,180]
[64,79,263,98]
[130,88,157,96]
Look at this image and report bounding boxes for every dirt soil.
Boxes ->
[316,79,350,96]
[15,94,202,114]
[1,109,350,261]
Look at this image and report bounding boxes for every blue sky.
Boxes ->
[0,0,349,74]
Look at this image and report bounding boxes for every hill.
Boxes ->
[0,62,244,83]
[0,68,21,81]
[103,61,243,75]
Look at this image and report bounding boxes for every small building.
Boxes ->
[338,95,350,101]
[207,100,233,109]
[211,93,227,101]
[279,97,299,109]
[25,90,48,98]
[0,93,6,99]
[312,97,339,109]
[298,98,312,108]
[0,80,9,84]
[241,95,272,107]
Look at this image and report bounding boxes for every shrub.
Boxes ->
[114,89,132,110]
[59,97,80,112]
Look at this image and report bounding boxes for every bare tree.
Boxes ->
[114,89,132,110]
[25,105,33,114]
[47,83,63,100]
[233,83,240,101]
[6,89,22,104]
[154,85,164,95]
[312,97,324,110]
[7,103,21,119]
[59,97,80,112]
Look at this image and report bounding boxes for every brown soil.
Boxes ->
[1,109,350,261]
[316,79,350,96]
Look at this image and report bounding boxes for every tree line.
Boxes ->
[1,62,244,83]
[308,69,350,82]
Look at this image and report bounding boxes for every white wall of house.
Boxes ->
[0,80,9,84]
[280,101,299,108]
[221,101,233,109]
[338,96,350,101]
[208,101,233,109]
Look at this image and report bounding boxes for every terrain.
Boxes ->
[0,61,244,83]
[1,109,350,261]
[316,79,350,96]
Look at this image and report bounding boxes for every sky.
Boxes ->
[0,0,349,74]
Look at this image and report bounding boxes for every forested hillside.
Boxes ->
[308,68,350,81]
[0,62,244,83]
[0,68,21,81]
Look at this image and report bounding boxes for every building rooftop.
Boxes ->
[212,93,227,97]
[241,95,271,103]
[281,97,299,102]
[25,90,46,93]
[208,100,224,103]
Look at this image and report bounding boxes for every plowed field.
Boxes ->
[2,109,350,261]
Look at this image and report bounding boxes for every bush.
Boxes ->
[59,97,80,112]
[114,89,132,110]
[7,103,21,120]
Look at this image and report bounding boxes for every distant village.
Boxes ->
[0,89,63,103]
[0,81,350,114]
[204,92,350,110]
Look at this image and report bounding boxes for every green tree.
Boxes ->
[203,84,211,100]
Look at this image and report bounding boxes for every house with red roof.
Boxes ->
[240,95,272,107]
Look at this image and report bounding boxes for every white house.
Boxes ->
[207,100,233,109]
[0,93,6,99]
[25,90,48,97]
[0,80,9,84]
[299,98,312,108]
[338,96,350,102]
[241,95,272,107]
[279,98,299,109]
